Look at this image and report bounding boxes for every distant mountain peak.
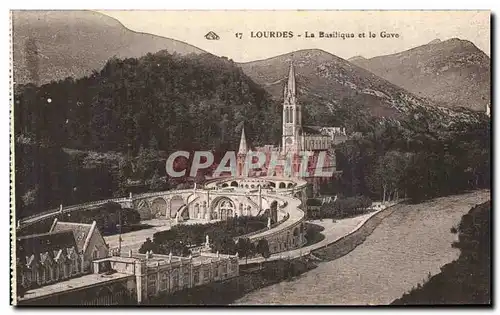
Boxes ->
[350,37,490,112]
[348,55,366,62]
[239,49,436,121]
[12,10,206,85]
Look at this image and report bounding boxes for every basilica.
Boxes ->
[236,62,347,191]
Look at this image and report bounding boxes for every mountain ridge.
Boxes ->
[12,10,207,85]
[239,48,435,121]
[350,38,490,111]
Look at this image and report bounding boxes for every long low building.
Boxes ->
[18,250,239,305]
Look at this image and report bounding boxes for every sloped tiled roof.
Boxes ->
[51,221,93,252]
[17,230,76,259]
[302,125,325,135]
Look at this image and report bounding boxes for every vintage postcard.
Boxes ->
[10,10,491,306]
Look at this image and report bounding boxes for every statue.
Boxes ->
[267,216,271,229]
[205,235,210,247]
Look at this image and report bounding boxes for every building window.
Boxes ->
[41,268,46,283]
[73,258,78,274]
[183,271,190,288]
[160,272,168,291]
[46,266,52,282]
[148,274,157,295]
[26,270,32,284]
[214,265,219,278]
[35,269,41,285]
[172,270,179,291]
[203,267,209,281]
[193,270,200,284]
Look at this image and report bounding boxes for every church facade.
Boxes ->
[236,62,346,192]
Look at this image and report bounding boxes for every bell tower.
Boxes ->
[237,127,248,177]
[282,61,302,153]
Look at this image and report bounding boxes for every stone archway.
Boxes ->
[169,196,185,218]
[287,183,294,189]
[136,200,152,220]
[151,198,168,218]
[279,182,286,189]
[230,181,238,187]
[211,197,236,221]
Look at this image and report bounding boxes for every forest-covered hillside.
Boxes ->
[14,51,282,152]
[14,51,282,218]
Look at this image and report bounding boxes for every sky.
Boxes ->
[99,10,490,62]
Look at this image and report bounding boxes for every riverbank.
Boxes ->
[392,200,491,305]
[235,190,490,305]
[146,201,402,305]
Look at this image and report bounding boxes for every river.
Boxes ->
[234,191,490,305]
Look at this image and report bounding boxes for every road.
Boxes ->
[240,210,378,264]
[234,190,490,305]
[104,219,209,253]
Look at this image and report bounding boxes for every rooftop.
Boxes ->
[17,230,77,257]
[50,220,94,252]
[19,272,132,302]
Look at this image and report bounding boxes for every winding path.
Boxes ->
[234,190,490,305]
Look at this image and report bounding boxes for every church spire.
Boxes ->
[288,61,296,97]
[238,126,248,155]
[284,61,296,104]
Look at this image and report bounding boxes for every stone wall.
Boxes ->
[312,205,398,261]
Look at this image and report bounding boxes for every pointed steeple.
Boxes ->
[287,61,296,98]
[238,126,248,155]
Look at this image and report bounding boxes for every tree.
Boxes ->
[211,232,236,255]
[149,169,164,191]
[139,238,159,254]
[256,239,270,260]
[121,208,141,226]
[236,238,250,258]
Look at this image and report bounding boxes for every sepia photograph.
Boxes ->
[9,10,491,306]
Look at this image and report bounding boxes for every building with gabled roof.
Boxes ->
[49,219,109,272]
[16,219,110,295]
[17,230,85,291]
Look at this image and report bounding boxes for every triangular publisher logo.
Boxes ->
[205,31,220,40]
